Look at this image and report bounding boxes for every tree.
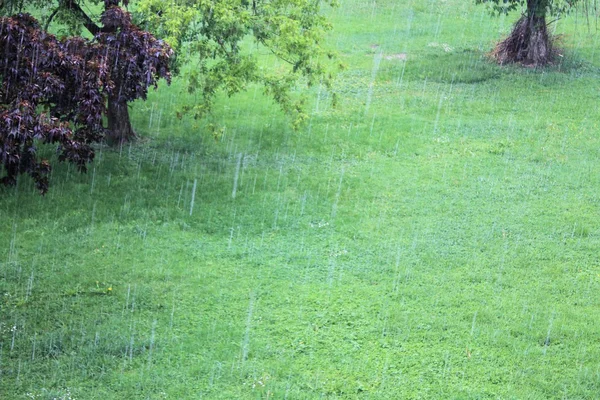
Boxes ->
[1,0,338,192]
[4,0,339,132]
[0,0,336,193]
[0,2,172,193]
[132,0,340,130]
[476,0,584,65]
[2,0,173,143]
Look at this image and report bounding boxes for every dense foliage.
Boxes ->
[0,1,172,193]
[475,0,579,17]
[133,0,340,130]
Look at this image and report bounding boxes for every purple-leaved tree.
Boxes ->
[0,1,172,193]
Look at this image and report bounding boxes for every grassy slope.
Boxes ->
[2,0,600,398]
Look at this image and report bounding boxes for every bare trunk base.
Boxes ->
[492,15,553,66]
[106,97,136,145]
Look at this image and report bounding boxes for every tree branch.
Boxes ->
[44,7,60,32]
[257,38,295,66]
[59,0,113,35]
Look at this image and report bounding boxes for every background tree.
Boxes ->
[476,0,586,65]
[0,2,172,193]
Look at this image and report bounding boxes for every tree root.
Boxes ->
[491,15,556,66]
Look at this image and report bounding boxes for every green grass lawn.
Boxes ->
[2,0,600,398]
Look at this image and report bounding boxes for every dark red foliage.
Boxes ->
[98,6,172,104]
[0,7,171,194]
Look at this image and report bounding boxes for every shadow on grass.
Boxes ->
[377,48,503,84]
[377,46,599,86]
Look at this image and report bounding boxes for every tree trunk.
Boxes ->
[492,1,552,66]
[106,95,136,145]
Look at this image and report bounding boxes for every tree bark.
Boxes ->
[106,95,136,144]
[492,1,552,66]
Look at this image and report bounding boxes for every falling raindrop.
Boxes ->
[10,321,17,351]
[190,178,198,216]
[365,51,383,113]
[331,166,345,219]
[543,313,555,356]
[147,320,157,366]
[25,270,33,300]
[232,153,242,199]
[128,334,134,362]
[228,227,235,250]
[31,332,36,361]
[471,311,478,336]
[90,166,96,194]
[240,292,255,366]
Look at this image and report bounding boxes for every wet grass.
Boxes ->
[2,0,600,398]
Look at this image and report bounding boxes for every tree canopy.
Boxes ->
[3,0,340,129]
[0,1,173,193]
[476,0,579,17]
[132,0,340,129]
